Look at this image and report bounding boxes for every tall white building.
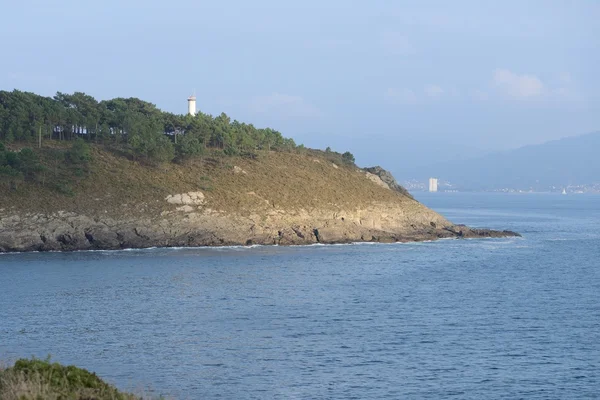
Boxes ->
[187,94,196,116]
[429,178,438,192]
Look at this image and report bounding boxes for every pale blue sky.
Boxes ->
[2,0,599,172]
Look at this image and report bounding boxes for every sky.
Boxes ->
[1,0,599,174]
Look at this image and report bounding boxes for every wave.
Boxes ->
[0,235,525,257]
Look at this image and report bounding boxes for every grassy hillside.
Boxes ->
[0,139,520,253]
[0,143,411,218]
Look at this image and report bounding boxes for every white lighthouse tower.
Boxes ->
[187,94,196,116]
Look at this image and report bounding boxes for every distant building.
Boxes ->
[429,178,438,192]
[187,94,196,116]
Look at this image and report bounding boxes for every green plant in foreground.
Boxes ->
[0,357,143,400]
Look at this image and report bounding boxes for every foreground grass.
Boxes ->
[0,358,159,400]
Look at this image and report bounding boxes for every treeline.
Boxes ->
[0,90,300,162]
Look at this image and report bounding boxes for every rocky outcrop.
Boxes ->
[0,200,520,253]
[363,166,413,198]
[165,191,205,206]
[364,172,390,190]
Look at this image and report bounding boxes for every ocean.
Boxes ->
[1,193,599,399]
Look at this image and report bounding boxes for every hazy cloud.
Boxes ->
[386,85,446,104]
[552,85,584,102]
[493,69,545,98]
[490,69,584,102]
[385,88,418,104]
[249,93,321,118]
[380,32,413,55]
[550,72,586,101]
[558,72,573,85]
[424,84,444,98]
[304,38,354,51]
[471,89,489,101]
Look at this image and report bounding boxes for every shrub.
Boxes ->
[54,182,75,196]
[341,151,356,165]
[0,357,139,400]
[5,151,20,169]
[223,144,239,156]
[176,135,204,160]
[0,165,23,190]
[66,138,91,164]
[18,148,45,179]
[129,131,174,163]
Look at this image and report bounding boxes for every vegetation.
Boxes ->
[0,89,356,195]
[0,90,303,162]
[0,357,157,400]
[0,142,40,190]
[0,138,92,193]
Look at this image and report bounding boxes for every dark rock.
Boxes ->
[0,206,520,253]
[363,166,414,198]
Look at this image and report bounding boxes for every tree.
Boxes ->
[342,151,355,165]
[176,134,204,160]
[66,138,91,164]
[128,114,174,163]
[0,165,23,190]
[0,145,24,190]
[18,148,44,180]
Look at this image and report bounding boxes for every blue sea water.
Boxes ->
[0,193,599,399]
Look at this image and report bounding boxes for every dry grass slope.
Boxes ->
[0,145,414,218]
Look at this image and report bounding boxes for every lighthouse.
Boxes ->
[187,94,196,116]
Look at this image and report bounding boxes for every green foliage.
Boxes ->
[318,148,357,168]
[0,146,43,189]
[342,151,356,165]
[0,89,305,161]
[54,182,75,196]
[66,138,91,164]
[5,151,20,169]
[0,357,140,399]
[176,134,205,160]
[0,164,23,190]
[18,148,45,179]
[223,143,239,156]
[151,135,175,162]
[130,133,175,163]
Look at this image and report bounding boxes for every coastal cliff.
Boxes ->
[0,147,518,252]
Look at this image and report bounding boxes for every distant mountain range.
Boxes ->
[399,131,600,191]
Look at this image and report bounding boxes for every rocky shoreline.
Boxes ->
[0,204,520,253]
